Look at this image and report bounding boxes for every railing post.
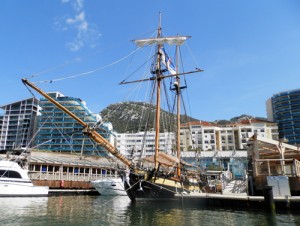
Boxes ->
[255,161,258,176]
[267,160,271,175]
[294,159,300,177]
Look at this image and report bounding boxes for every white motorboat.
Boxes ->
[91,177,127,196]
[0,160,49,197]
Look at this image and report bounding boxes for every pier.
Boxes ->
[29,151,126,189]
[2,150,126,189]
[174,193,300,210]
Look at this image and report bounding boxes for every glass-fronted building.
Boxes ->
[266,88,300,145]
[36,92,114,156]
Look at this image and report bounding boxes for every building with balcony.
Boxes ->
[0,115,3,137]
[180,119,279,152]
[0,98,39,151]
[36,92,114,156]
[266,88,300,145]
[116,131,175,158]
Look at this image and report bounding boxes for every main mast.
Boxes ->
[175,44,181,178]
[154,14,163,170]
[122,14,203,173]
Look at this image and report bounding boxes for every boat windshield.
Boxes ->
[0,170,22,179]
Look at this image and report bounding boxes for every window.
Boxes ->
[0,170,22,179]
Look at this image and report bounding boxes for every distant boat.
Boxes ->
[91,177,127,196]
[0,160,49,197]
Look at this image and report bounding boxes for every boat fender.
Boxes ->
[60,180,65,188]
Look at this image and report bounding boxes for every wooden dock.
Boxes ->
[174,193,300,210]
[48,189,99,196]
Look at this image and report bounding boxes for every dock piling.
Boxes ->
[263,186,275,213]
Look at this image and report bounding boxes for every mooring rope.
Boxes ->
[96,179,142,207]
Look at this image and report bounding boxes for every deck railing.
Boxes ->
[29,170,121,182]
[254,158,300,177]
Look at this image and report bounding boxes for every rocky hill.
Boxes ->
[100,101,197,133]
[100,102,266,133]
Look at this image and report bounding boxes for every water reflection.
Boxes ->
[0,196,299,225]
[0,197,48,226]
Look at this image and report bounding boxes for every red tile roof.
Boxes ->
[181,121,215,127]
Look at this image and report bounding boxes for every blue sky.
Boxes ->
[1,0,300,121]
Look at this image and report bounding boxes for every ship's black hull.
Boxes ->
[124,171,187,202]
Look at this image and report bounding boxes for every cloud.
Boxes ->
[56,0,101,51]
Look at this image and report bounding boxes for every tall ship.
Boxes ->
[22,14,203,202]
[120,15,203,201]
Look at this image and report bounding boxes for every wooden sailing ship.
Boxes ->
[121,15,203,201]
[22,15,203,202]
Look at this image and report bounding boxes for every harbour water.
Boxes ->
[1,195,300,225]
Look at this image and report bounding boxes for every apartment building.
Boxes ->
[266,88,300,145]
[36,92,114,156]
[0,97,39,151]
[116,131,175,158]
[0,116,3,139]
[180,119,279,152]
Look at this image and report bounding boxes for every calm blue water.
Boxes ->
[0,195,299,225]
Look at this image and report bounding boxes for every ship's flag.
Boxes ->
[159,47,176,75]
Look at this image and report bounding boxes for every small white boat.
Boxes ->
[0,160,49,197]
[91,177,127,196]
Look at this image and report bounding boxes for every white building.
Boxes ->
[116,131,175,158]
[180,119,279,152]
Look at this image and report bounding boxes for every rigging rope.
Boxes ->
[26,29,157,80]
[96,178,142,207]
[185,42,201,69]
[33,47,141,84]
[26,117,50,149]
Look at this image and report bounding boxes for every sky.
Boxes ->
[1,0,300,122]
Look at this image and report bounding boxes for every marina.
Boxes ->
[2,14,300,212]
[3,138,300,211]
[1,2,300,225]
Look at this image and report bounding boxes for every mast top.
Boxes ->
[134,36,191,47]
[134,13,190,47]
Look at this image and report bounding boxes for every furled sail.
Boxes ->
[134,36,190,47]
